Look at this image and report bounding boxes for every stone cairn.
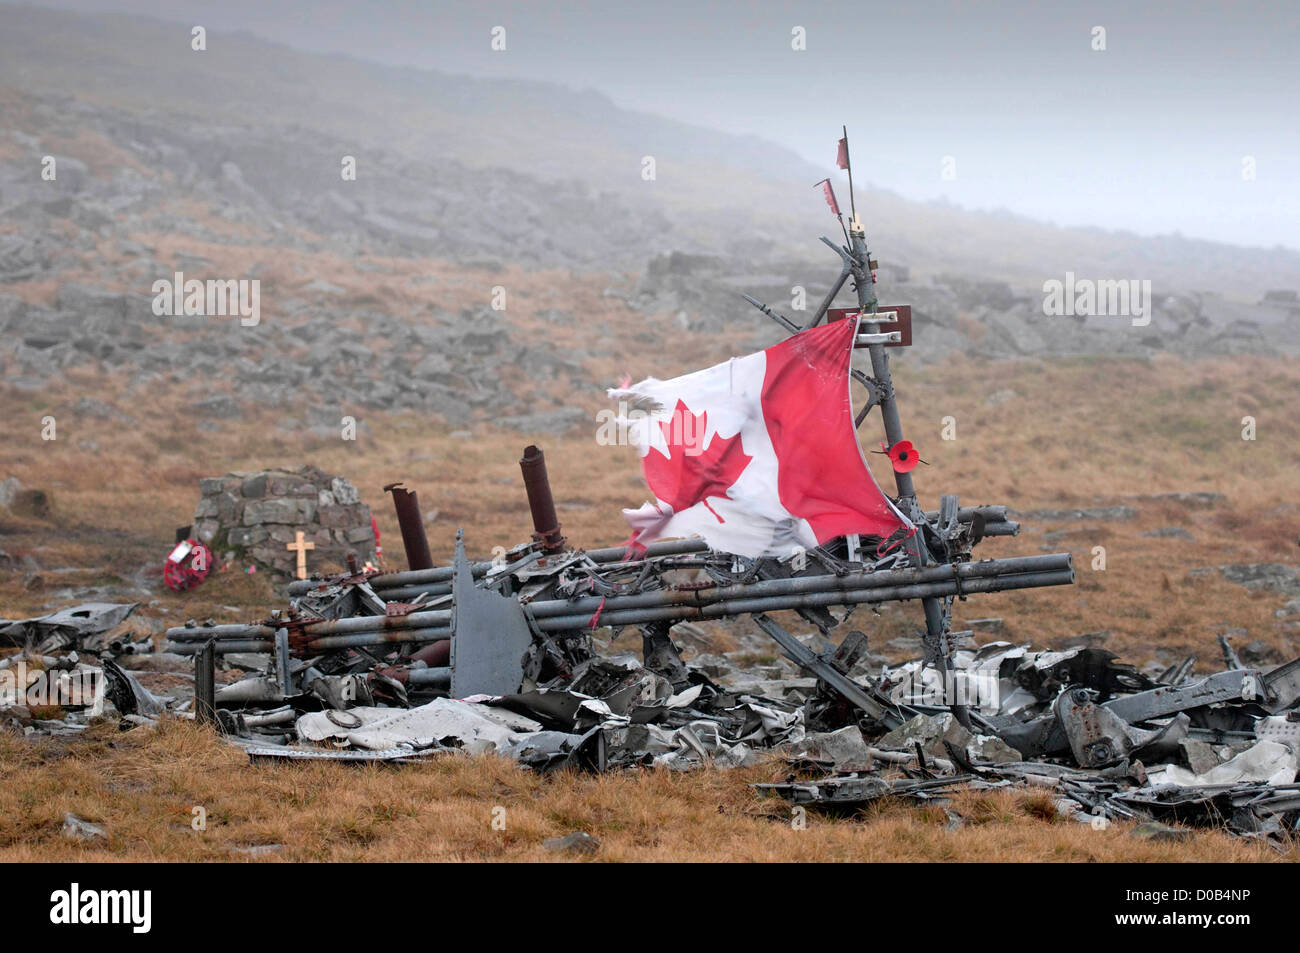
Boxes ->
[190,465,376,577]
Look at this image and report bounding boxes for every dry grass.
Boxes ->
[0,720,1283,862]
[2,332,1298,860]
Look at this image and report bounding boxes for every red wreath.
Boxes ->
[163,538,213,592]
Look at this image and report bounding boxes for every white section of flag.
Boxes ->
[609,349,813,558]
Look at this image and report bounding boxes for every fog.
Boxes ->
[22,0,1299,250]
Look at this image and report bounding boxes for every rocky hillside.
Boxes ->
[1,6,1298,430]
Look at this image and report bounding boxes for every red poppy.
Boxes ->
[886,440,919,473]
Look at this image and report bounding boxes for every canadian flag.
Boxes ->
[608,316,912,558]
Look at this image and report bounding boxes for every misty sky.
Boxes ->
[25,0,1300,249]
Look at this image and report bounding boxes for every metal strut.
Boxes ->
[843,217,970,727]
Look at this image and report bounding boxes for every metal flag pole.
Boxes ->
[741,129,973,726]
[844,190,971,728]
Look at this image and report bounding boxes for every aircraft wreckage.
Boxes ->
[10,138,1300,842]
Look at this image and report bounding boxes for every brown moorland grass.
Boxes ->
[1,344,1298,861]
[0,721,1286,863]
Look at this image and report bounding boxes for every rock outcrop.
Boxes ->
[191,466,375,576]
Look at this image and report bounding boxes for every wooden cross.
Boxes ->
[286,530,315,580]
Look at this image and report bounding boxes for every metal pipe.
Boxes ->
[288,626,451,651]
[921,505,1006,523]
[367,582,453,601]
[191,552,1068,643]
[297,610,451,636]
[179,552,1067,646]
[166,628,268,643]
[173,561,1071,655]
[167,606,454,642]
[167,626,452,656]
[288,626,450,650]
[384,482,434,571]
[171,638,273,655]
[169,622,277,640]
[809,246,853,326]
[240,707,298,728]
[524,553,1072,620]
[411,639,450,668]
[743,293,802,334]
[846,220,966,722]
[534,568,1074,631]
[519,445,566,554]
[404,666,451,688]
[194,639,216,725]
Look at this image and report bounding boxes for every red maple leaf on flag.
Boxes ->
[643,399,752,523]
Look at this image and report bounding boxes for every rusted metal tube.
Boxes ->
[384,482,434,571]
[533,567,1074,631]
[168,638,273,654]
[324,554,1067,631]
[400,666,452,688]
[296,628,450,651]
[167,607,453,642]
[168,622,277,640]
[366,582,454,602]
[982,521,1019,537]
[304,609,451,634]
[920,505,1007,523]
[411,639,450,668]
[166,626,452,656]
[519,444,565,554]
[194,639,216,725]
